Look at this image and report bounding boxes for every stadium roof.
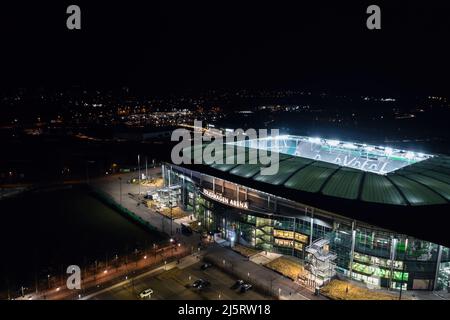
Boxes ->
[179,138,450,246]
[184,136,450,207]
[231,135,433,175]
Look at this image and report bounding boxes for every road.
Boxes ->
[90,260,270,300]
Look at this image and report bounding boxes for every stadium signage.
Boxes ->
[202,188,249,210]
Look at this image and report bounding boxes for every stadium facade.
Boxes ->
[163,135,450,291]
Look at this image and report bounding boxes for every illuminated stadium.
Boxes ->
[231,135,433,175]
[163,135,450,292]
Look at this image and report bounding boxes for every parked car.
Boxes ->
[240,283,252,293]
[192,279,203,288]
[198,280,210,290]
[200,263,212,270]
[192,279,210,289]
[138,288,153,299]
[231,280,244,290]
[181,223,193,235]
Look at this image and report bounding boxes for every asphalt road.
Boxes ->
[91,261,270,300]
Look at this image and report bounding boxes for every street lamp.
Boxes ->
[138,154,141,195]
[118,177,123,205]
[145,156,148,180]
[170,205,173,236]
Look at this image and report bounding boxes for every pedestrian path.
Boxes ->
[92,171,199,249]
[204,245,327,300]
[249,251,281,265]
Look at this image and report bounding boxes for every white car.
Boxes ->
[139,288,153,299]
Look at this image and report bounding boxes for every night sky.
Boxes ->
[1,1,450,95]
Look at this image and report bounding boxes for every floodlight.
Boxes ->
[309,137,322,144]
[343,143,357,149]
[405,152,415,160]
[327,140,340,147]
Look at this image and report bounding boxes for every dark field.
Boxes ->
[0,186,165,295]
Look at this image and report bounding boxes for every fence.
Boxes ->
[3,242,189,300]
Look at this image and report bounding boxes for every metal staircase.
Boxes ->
[305,238,337,284]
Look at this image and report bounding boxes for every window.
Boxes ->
[275,239,294,248]
[274,229,294,239]
[295,232,308,244]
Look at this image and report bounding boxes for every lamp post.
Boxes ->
[269,277,275,296]
[145,156,148,180]
[138,154,141,195]
[170,205,173,236]
[118,177,122,205]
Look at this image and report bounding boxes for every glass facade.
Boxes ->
[163,163,450,292]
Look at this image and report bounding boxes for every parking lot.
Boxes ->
[91,261,270,300]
